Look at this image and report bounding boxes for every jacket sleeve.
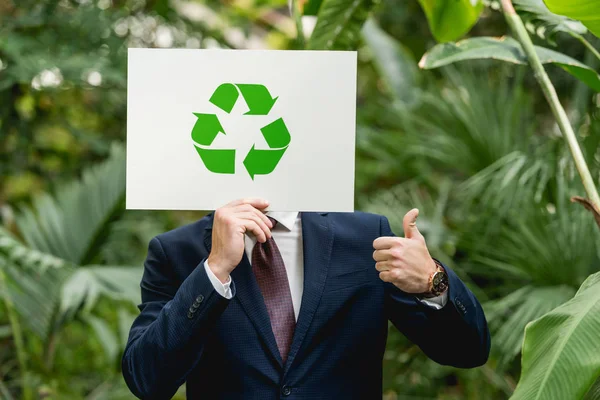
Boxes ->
[381,216,491,368]
[122,236,233,399]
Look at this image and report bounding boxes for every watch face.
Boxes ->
[432,271,449,292]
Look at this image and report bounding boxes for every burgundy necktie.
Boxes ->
[252,217,296,363]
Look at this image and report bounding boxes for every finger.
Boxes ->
[373,236,397,250]
[251,207,274,228]
[373,249,395,262]
[228,198,270,209]
[402,208,423,240]
[379,271,394,283]
[375,262,392,272]
[235,204,273,228]
[238,212,272,240]
[242,220,267,243]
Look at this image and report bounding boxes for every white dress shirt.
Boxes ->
[204,212,447,317]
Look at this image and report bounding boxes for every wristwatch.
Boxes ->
[422,260,449,298]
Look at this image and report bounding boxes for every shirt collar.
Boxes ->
[265,211,299,231]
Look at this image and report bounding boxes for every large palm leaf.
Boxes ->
[0,227,71,338]
[15,143,126,265]
[362,66,536,179]
[485,285,576,366]
[5,143,141,343]
[462,160,600,365]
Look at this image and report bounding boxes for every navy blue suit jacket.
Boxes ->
[122,212,490,399]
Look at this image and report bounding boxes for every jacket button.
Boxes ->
[195,295,204,304]
[187,310,194,319]
[281,385,291,396]
[454,297,467,315]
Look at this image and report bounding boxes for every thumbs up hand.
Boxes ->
[372,209,438,294]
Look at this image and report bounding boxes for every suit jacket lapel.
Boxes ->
[203,215,283,368]
[283,212,333,375]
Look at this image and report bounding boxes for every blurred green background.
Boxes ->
[1,0,599,399]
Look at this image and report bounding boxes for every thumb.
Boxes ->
[403,208,422,240]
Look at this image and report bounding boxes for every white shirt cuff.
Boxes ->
[204,260,233,299]
[417,291,448,310]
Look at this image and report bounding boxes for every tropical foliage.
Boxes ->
[1,0,599,399]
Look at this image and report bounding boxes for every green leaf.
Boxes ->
[302,0,324,15]
[416,0,484,43]
[419,36,600,91]
[510,271,600,400]
[0,379,14,400]
[307,0,375,50]
[361,19,420,108]
[85,315,119,364]
[0,325,12,339]
[513,0,587,38]
[15,143,126,265]
[0,227,72,338]
[544,0,600,37]
[60,266,140,320]
[118,308,137,349]
[584,378,600,400]
[487,285,575,366]
[87,266,142,305]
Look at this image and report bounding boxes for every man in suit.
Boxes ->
[122,198,490,399]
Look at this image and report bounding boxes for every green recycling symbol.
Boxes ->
[190,83,291,179]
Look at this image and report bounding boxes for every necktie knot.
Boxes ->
[267,216,278,229]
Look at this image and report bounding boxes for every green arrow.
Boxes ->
[194,147,236,174]
[191,113,225,146]
[236,84,278,115]
[209,83,239,114]
[243,145,287,180]
[260,118,291,148]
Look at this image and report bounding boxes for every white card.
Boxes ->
[126,48,356,211]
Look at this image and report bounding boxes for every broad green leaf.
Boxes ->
[307,0,375,50]
[513,0,587,37]
[416,0,484,43]
[584,378,600,400]
[510,271,600,400]
[302,0,324,15]
[544,0,600,37]
[419,36,600,91]
[362,19,420,108]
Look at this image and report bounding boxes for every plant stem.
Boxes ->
[571,33,600,64]
[291,0,306,48]
[0,270,32,400]
[500,0,600,214]
[43,329,59,372]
